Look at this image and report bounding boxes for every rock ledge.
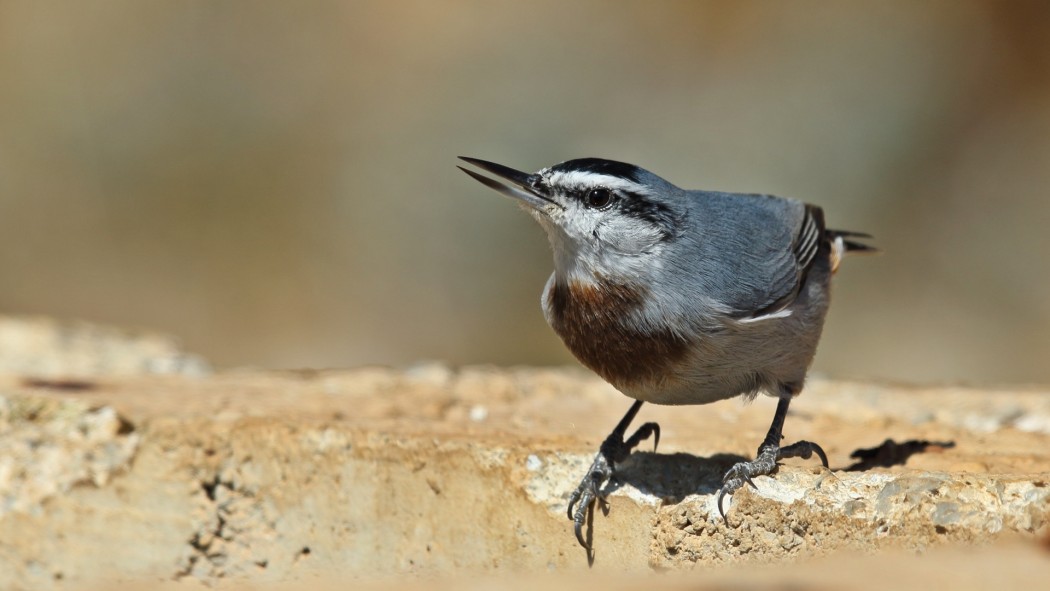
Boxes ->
[0,326,1047,588]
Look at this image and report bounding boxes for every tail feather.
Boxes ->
[827,228,877,272]
[840,239,878,254]
[828,229,873,239]
[828,229,878,253]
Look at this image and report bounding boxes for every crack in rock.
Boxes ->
[176,469,282,581]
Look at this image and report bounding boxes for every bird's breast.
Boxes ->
[543,276,691,391]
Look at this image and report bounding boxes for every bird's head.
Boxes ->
[459,157,683,281]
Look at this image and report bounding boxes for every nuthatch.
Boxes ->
[458,156,874,553]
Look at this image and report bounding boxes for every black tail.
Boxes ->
[827,229,878,254]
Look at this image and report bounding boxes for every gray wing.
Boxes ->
[679,190,825,318]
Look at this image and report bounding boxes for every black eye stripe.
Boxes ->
[565,186,678,241]
[618,192,679,240]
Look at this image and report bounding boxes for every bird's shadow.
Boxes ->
[576,450,747,567]
[843,438,956,472]
[597,437,958,507]
[601,450,748,505]
[575,439,955,564]
[604,437,958,501]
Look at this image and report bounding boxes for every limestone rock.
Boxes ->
[0,346,1046,588]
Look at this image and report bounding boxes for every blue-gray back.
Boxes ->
[671,190,807,317]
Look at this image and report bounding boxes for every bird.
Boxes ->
[457,156,874,554]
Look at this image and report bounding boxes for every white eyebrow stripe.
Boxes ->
[545,170,651,195]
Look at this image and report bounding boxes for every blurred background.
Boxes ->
[0,1,1047,385]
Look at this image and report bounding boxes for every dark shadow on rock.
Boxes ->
[573,451,747,567]
[21,377,97,392]
[844,438,956,472]
[602,451,749,505]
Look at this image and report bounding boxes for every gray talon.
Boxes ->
[568,400,658,554]
[716,436,829,525]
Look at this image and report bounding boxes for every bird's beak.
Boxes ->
[457,157,561,212]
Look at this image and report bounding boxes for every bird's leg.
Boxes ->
[717,393,828,522]
[567,400,660,552]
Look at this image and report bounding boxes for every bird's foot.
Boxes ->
[716,440,828,523]
[567,420,659,553]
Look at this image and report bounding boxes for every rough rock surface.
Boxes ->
[0,318,1048,589]
[0,316,209,378]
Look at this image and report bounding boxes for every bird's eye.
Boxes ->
[585,188,613,209]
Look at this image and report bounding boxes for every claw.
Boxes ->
[716,471,752,525]
[568,459,606,551]
[813,443,829,468]
[571,480,597,552]
[743,473,758,490]
[717,487,731,524]
[567,489,581,521]
[573,498,590,550]
[778,440,830,468]
[717,438,830,525]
